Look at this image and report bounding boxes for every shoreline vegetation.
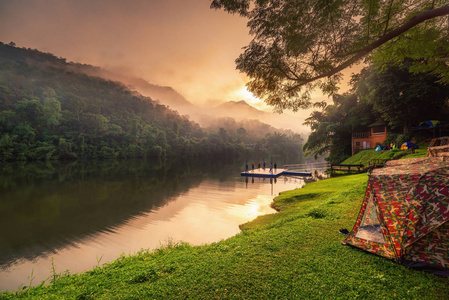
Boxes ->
[2,171,448,298]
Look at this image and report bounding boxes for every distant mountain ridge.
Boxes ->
[0,41,308,136]
[215,100,309,135]
[217,100,264,116]
[0,41,192,110]
[0,42,217,160]
[114,76,193,109]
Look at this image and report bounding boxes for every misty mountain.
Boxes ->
[118,77,193,109]
[65,65,195,113]
[217,100,265,116]
[0,42,238,160]
[0,41,307,137]
[214,100,310,135]
[0,42,306,163]
[63,66,195,112]
[88,66,310,137]
[0,42,192,111]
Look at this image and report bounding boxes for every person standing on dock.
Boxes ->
[245,162,248,172]
[251,163,255,172]
[269,164,273,173]
[263,161,266,169]
[274,162,277,170]
[258,162,261,169]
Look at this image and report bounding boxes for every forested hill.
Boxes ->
[0,42,304,162]
[0,42,232,160]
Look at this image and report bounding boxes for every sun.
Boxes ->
[227,85,268,110]
[237,86,260,105]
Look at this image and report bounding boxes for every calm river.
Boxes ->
[0,159,314,291]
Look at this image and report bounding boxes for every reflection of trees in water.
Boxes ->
[0,158,241,267]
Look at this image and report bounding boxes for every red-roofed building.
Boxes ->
[352,122,388,155]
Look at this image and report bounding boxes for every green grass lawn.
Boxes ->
[2,173,448,299]
[342,146,428,166]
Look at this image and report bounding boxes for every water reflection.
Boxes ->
[1,160,206,266]
[0,159,305,291]
[244,174,314,195]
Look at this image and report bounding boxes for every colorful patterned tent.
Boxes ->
[343,157,449,273]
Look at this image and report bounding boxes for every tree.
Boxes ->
[303,93,375,163]
[236,127,247,142]
[304,61,449,163]
[355,61,449,132]
[211,0,449,111]
[43,96,62,127]
[15,99,45,127]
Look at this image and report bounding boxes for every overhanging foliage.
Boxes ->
[211,0,449,111]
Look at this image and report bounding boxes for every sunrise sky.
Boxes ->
[0,0,337,121]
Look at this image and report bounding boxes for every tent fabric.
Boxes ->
[343,157,449,270]
[385,157,443,167]
[374,145,384,151]
[427,137,449,158]
[419,120,440,129]
[401,142,419,150]
[429,136,449,147]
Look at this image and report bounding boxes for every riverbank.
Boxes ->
[2,174,448,299]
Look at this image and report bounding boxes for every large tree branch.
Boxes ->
[288,5,449,92]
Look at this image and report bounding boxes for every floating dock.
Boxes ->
[240,168,312,178]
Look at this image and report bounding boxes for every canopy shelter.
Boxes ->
[412,120,449,138]
[343,157,449,274]
[419,120,440,129]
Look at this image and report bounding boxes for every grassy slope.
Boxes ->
[341,147,428,166]
[2,174,448,299]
